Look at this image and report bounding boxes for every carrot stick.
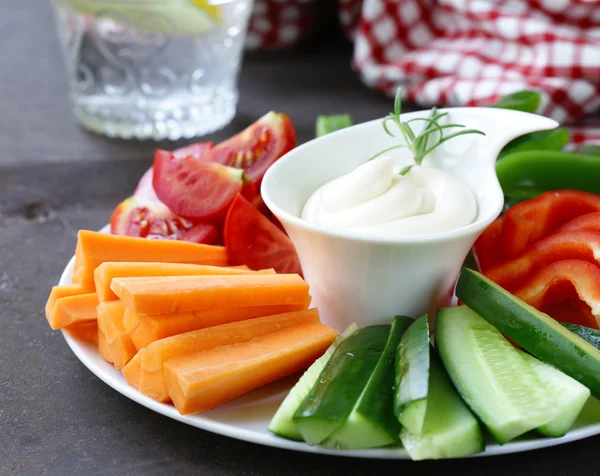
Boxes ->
[98,327,113,363]
[45,284,89,325]
[122,353,142,390]
[75,230,228,288]
[49,293,99,330]
[97,301,137,370]
[65,321,99,345]
[112,274,309,315]
[164,323,337,414]
[123,309,321,402]
[95,262,275,302]
[123,302,310,350]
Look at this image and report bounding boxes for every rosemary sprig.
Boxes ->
[370,88,486,174]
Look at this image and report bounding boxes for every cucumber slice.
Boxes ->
[456,268,600,398]
[268,323,358,440]
[519,350,591,437]
[323,317,412,449]
[293,326,390,445]
[561,322,600,350]
[395,315,430,435]
[400,351,484,460]
[436,306,558,444]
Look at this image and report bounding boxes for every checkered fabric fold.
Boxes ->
[247,0,600,145]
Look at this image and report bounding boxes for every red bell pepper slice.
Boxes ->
[501,190,600,258]
[556,212,600,234]
[473,217,504,271]
[513,259,600,329]
[485,230,600,291]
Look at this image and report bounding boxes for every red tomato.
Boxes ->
[252,194,285,231]
[134,142,214,202]
[206,112,296,185]
[153,149,247,222]
[164,223,219,245]
[111,196,192,238]
[224,194,302,275]
[172,141,214,160]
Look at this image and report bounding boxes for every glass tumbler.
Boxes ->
[51,0,253,140]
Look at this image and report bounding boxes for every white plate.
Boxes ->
[59,232,600,459]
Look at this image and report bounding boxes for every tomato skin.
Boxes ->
[224,194,302,275]
[207,112,296,185]
[153,149,246,223]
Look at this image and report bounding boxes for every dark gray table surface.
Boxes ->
[2,1,598,475]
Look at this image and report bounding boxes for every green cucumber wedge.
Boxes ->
[436,306,558,444]
[561,322,600,350]
[323,317,413,449]
[400,351,484,460]
[268,323,358,440]
[394,315,430,435]
[293,325,390,445]
[456,268,600,398]
[519,350,591,437]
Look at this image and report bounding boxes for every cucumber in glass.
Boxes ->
[268,323,358,440]
[394,315,430,435]
[436,306,558,444]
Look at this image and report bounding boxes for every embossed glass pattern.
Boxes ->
[52,0,253,140]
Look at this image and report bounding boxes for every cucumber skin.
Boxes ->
[394,315,430,434]
[268,323,358,440]
[354,317,412,441]
[400,351,484,460]
[293,326,391,445]
[519,350,591,437]
[561,323,600,350]
[324,317,412,449]
[456,268,600,398]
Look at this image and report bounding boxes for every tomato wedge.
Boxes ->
[206,112,296,184]
[110,196,219,244]
[153,149,249,222]
[134,142,214,201]
[224,194,302,275]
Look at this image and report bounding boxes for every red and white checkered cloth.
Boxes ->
[247,0,600,146]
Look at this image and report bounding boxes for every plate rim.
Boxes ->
[58,228,600,460]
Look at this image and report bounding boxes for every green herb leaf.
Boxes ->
[370,87,485,167]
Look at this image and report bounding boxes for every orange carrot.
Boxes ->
[122,353,142,390]
[123,303,310,350]
[112,274,309,315]
[65,321,99,345]
[98,327,113,363]
[49,293,99,330]
[95,262,275,303]
[122,309,321,402]
[75,230,228,288]
[45,284,89,325]
[97,301,137,370]
[164,322,337,414]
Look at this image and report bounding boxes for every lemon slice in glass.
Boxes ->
[61,0,222,36]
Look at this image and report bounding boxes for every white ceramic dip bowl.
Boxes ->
[262,107,557,330]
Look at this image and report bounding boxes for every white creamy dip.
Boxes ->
[301,156,477,237]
